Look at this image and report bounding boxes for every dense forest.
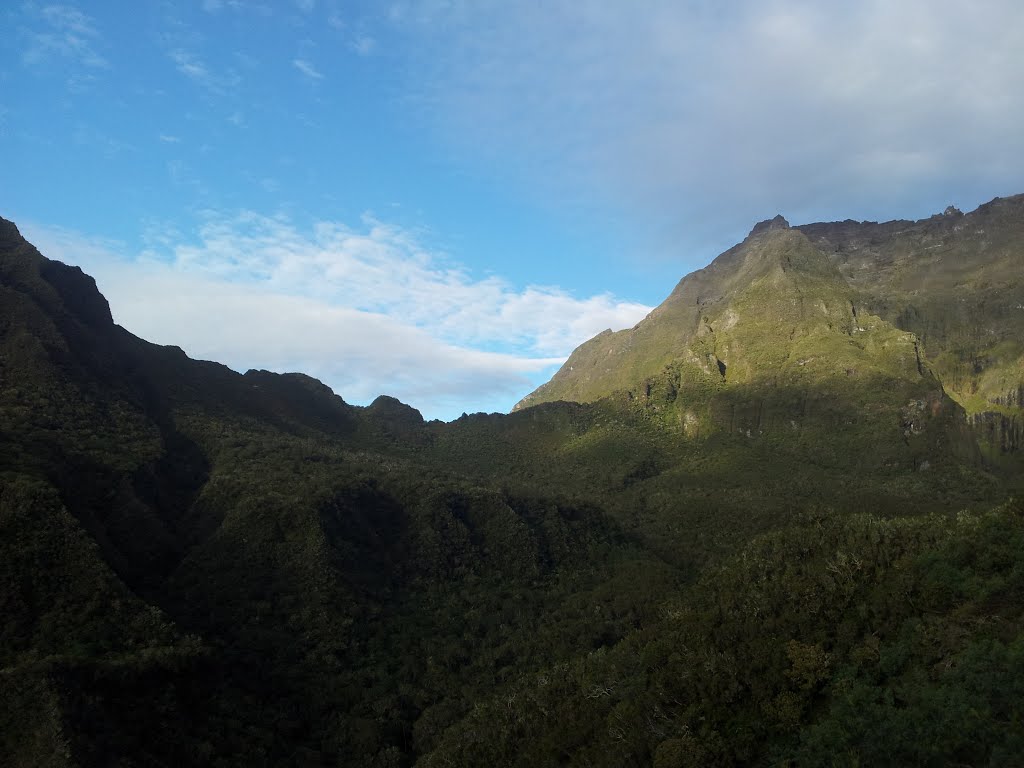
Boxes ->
[1,198,1022,766]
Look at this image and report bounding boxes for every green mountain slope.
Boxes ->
[515,218,940,415]
[516,219,974,472]
[516,199,1023,473]
[799,194,1024,464]
[514,217,866,407]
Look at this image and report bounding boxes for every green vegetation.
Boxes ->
[424,499,1024,766]
[801,196,1024,474]
[0,201,1022,766]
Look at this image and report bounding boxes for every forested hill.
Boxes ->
[1,210,1022,766]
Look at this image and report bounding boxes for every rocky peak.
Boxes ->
[748,215,791,237]
[0,216,24,249]
[39,259,114,329]
[367,395,424,425]
[0,216,114,330]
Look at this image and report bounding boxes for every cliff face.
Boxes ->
[971,411,1023,456]
[801,195,1024,459]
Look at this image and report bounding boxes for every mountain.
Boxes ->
[0,216,681,765]
[516,196,1024,472]
[0,206,1021,767]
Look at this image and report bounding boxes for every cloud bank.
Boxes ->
[394,0,1024,252]
[23,214,651,420]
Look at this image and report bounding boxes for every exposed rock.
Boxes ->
[39,260,114,329]
[748,214,791,237]
[970,411,1023,454]
[988,385,1024,409]
[367,394,424,425]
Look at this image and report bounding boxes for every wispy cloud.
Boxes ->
[158,134,181,144]
[201,0,248,13]
[21,214,650,419]
[22,4,108,71]
[350,36,375,56]
[170,49,211,84]
[169,49,240,92]
[348,35,376,56]
[71,124,135,158]
[292,58,323,79]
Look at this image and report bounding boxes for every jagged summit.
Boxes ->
[368,394,424,424]
[748,214,790,236]
[0,215,23,244]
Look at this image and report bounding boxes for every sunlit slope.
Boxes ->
[517,219,959,431]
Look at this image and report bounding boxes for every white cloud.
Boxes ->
[169,49,211,84]
[350,36,375,56]
[293,58,324,79]
[201,0,249,13]
[155,211,651,357]
[20,214,650,420]
[158,134,181,144]
[393,0,1024,255]
[22,4,108,70]
[169,49,240,92]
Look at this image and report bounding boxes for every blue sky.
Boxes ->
[3,1,1024,420]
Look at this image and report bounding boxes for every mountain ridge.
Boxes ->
[514,196,1023,470]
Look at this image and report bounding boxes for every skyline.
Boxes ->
[3,1,1024,419]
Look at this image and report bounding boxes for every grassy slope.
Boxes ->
[800,194,1024,468]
